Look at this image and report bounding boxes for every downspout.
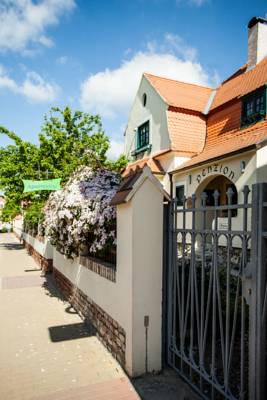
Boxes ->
[168,172,173,200]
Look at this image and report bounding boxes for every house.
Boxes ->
[123,16,267,201]
[121,16,267,238]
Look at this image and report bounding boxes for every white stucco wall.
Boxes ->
[131,178,163,374]
[256,144,267,182]
[159,153,191,192]
[125,75,170,160]
[13,218,23,236]
[24,176,165,377]
[52,202,135,374]
[22,232,53,259]
[172,151,256,197]
[172,151,257,244]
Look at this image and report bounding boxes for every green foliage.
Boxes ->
[0,106,127,223]
[38,107,110,182]
[1,198,20,222]
[106,154,128,173]
[23,201,45,237]
[0,127,40,206]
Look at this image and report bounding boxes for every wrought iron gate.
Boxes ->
[166,183,267,400]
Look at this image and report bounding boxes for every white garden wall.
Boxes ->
[22,172,166,378]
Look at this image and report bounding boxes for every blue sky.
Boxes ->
[0,0,266,158]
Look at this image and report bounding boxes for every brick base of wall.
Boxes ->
[53,267,126,366]
[80,256,116,282]
[23,240,53,274]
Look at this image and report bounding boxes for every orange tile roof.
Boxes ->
[211,57,267,110]
[122,156,165,177]
[172,118,267,173]
[144,73,213,113]
[134,56,267,175]
[167,107,206,153]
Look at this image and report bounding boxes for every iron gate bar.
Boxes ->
[249,183,267,400]
[166,185,262,400]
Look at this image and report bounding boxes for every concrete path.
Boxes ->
[0,233,140,400]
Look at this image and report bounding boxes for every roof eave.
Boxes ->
[169,144,257,175]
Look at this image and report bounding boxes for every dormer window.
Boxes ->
[241,87,266,127]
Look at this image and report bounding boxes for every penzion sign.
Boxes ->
[196,163,235,184]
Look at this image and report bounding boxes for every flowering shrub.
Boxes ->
[42,167,121,259]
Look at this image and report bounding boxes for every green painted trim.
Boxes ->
[131,144,152,157]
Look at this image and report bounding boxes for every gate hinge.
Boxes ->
[242,262,253,305]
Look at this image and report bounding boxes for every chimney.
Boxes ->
[247,17,267,70]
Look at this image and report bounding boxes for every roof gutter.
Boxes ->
[169,144,256,175]
[256,136,267,149]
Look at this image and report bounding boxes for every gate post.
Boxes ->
[250,183,267,400]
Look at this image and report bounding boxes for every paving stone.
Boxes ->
[0,233,140,400]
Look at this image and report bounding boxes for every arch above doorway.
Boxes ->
[195,174,238,216]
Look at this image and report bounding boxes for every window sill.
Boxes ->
[131,144,152,157]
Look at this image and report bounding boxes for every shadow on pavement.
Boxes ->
[42,275,81,316]
[24,268,42,272]
[44,274,97,342]
[0,242,24,250]
[42,274,66,302]
[132,368,200,400]
[49,321,96,342]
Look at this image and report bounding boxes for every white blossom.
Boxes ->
[42,166,120,259]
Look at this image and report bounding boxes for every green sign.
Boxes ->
[23,179,61,193]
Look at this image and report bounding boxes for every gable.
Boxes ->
[124,75,170,159]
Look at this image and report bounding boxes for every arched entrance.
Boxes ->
[195,174,238,224]
[194,174,238,252]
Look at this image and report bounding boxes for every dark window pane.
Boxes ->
[137,121,149,149]
[246,101,253,116]
[241,88,266,127]
[204,189,217,206]
[175,185,185,206]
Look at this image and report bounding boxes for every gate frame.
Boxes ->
[164,182,267,399]
[249,183,267,399]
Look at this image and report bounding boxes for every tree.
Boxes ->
[0,127,40,205]
[38,107,110,181]
[0,106,127,220]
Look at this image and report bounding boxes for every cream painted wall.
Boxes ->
[13,218,23,234]
[256,144,267,182]
[125,76,170,160]
[172,151,256,199]
[159,154,190,192]
[22,232,53,259]
[172,151,257,244]
[131,178,163,375]
[52,204,135,375]
[24,176,165,377]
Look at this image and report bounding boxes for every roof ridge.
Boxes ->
[144,72,213,90]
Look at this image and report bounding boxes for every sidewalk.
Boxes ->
[0,233,140,400]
